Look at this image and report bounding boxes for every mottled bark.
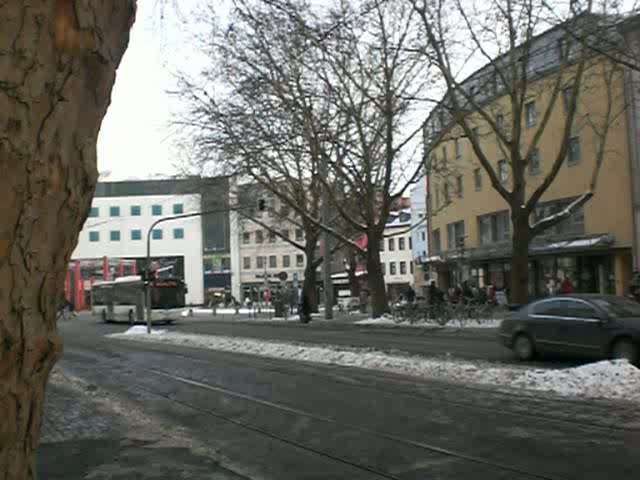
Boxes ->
[365,231,388,318]
[0,1,135,478]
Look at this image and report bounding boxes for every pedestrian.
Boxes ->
[559,275,575,294]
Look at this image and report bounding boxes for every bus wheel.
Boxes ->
[101,309,108,323]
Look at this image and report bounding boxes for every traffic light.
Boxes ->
[258,198,266,211]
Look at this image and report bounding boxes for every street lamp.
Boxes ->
[144,200,264,333]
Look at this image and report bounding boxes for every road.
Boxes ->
[45,315,640,479]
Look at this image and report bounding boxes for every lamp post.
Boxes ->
[144,203,261,334]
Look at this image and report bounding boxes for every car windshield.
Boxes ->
[593,297,640,318]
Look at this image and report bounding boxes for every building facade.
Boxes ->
[72,193,205,304]
[380,209,415,301]
[423,19,637,297]
[410,180,429,295]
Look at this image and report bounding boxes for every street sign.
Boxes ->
[278,271,288,281]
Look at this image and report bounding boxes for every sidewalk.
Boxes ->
[39,369,248,479]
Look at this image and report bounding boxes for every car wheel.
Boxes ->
[611,338,638,364]
[513,333,535,361]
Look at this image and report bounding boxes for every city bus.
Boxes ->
[91,275,187,323]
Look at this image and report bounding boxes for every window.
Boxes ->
[456,175,463,198]
[280,204,290,217]
[296,254,304,267]
[390,262,397,275]
[534,197,585,236]
[528,148,540,175]
[533,299,567,316]
[152,229,163,240]
[388,238,395,251]
[173,203,184,215]
[173,228,184,239]
[443,183,450,203]
[454,138,461,159]
[566,301,599,320]
[283,255,291,268]
[496,113,504,133]
[398,237,405,250]
[498,160,508,183]
[432,229,441,254]
[441,146,448,169]
[257,256,265,269]
[478,210,510,245]
[268,231,276,243]
[295,228,303,241]
[400,262,407,275]
[429,155,438,172]
[410,261,414,274]
[446,220,465,250]
[256,231,264,244]
[109,230,120,241]
[525,101,537,127]
[151,204,162,216]
[243,232,251,244]
[557,38,575,61]
[109,206,120,217]
[243,257,251,269]
[269,255,277,268]
[568,137,580,165]
[474,168,482,191]
[434,186,440,209]
[130,205,141,216]
[268,198,275,217]
[380,239,385,251]
[281,229,290,240]
[89,231,100,242]
[131,229,142,241]
[221,257,231,270]
[89,207,99,218]
[409,237,412,249]
[381,263,386,275]
[421,231,426,241]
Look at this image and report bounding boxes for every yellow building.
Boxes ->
[423,18,640,297]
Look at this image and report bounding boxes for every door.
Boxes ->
[552,299,604,356]
[528,299,569,352]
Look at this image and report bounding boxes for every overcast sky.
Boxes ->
[97,0,217,181]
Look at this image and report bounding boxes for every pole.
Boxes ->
[146,226,153,334]
[320,165,333,320]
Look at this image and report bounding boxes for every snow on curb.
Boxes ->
[108,330,640,402]
[122,325,167,336]
[355,316,502,329]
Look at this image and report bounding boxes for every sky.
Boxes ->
[97,0,221,181]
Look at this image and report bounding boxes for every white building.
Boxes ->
[72,194,205,305]
[380,209,415,299]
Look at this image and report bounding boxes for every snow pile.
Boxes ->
[355,317,502,329]
[108,331,640,402]
[509,360,640,400]
[121,325,167,336]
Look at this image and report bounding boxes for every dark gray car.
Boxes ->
[499,294,640,364]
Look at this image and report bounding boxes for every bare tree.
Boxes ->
[0,1,135,477]
[410,0,628,303]
[172,0,350,313]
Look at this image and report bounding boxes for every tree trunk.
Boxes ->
[347,249,360,298]
[0,2,135,478]
[510,212,531,305]
[365,230,388,318]
[303,245,318,314]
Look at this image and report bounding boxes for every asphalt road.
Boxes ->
[45,315,640,480]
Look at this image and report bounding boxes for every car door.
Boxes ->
[551,299,604,357]
[528,299,569,353]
